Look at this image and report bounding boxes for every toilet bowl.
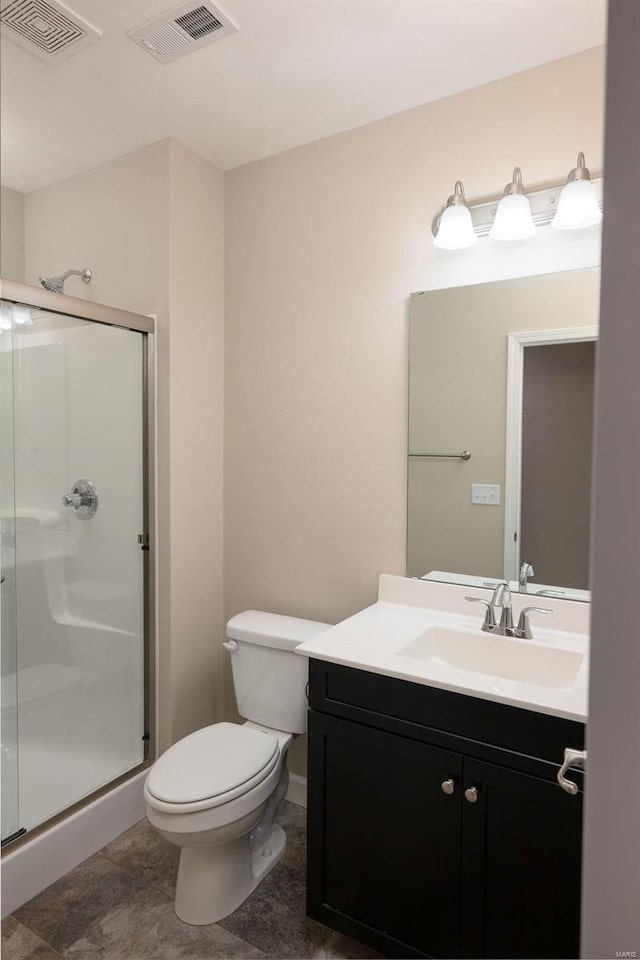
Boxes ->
[144,611,329,925]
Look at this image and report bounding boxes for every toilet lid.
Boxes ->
[146,722,278,804]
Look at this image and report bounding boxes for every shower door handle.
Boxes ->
[62,479,99,519]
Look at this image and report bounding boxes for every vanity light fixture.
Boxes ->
[489,168,535,242]
[433,181,478,250]
[551,152,603,231]
[433,153,602,248]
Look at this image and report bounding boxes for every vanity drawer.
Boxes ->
[308,658,585,777]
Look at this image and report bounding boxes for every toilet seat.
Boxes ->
[145,722,280,812]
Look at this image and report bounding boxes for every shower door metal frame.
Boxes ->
[0,278,156,849]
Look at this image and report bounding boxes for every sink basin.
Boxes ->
[398,625,584,690]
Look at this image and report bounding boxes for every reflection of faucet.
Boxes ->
[519,561,535,590]
[466,582,552,638]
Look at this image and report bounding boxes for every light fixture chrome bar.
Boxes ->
[409,451,471,461]
[432,176,603,238]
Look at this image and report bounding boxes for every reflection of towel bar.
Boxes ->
[409,451,471,461]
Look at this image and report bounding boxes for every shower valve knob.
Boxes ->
[62,480,99,519]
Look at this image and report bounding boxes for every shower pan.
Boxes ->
[0,279,154,850]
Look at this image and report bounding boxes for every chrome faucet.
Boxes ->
[493,582,514,632]
[519,561,535,590]
[465,582,552,638]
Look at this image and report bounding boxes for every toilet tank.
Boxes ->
[225,611,330,734]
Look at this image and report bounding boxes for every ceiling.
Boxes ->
[1,0,607,194]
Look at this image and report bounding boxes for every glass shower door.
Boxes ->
[1,320,20,843]
[1,299,147,833]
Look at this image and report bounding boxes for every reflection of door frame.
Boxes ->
[503,326,598,581]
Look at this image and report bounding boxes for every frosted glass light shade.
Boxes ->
[433,204,478,250]
[552,179,602,230]
[489,193,535,241]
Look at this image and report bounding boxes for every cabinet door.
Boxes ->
[308,711,463,958]
[460,758,582,959]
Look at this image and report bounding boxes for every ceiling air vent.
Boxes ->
[128,0,237,64]
[0,0,101,64]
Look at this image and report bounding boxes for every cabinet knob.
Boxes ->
[464,786,478,803]
[441,778,455,795]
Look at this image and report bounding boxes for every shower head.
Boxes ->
[39,268,92,294]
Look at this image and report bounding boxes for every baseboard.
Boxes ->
[1,769,147,917]
[285,772,307,808]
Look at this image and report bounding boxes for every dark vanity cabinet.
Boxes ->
[306,660,585,960]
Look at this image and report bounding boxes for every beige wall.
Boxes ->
[582,1,640,950]
[24,141,171,318]
[22,139,225,754]
[407,269,600,581]
[1,185,25,281]
[224,48,605,773]
[166,140,225,746]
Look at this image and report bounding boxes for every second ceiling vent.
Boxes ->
[128,0,237,64]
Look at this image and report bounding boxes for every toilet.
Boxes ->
[144,610,329,925]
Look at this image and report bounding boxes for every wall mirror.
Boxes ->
[407,267,600,602]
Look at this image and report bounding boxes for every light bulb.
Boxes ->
[433,181,478,250]
[489,168,535,242]
[552,152,602,231]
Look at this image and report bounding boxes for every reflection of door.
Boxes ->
[520,342,595,589]
[504,326,597,587]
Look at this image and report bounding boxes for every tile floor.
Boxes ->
[2,801,382,960]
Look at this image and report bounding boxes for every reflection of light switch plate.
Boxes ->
[472,484,501,505]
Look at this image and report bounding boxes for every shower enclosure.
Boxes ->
[0,280,154,847]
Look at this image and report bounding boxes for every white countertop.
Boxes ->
[296,575,589,722]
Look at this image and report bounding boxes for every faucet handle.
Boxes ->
[516,606,552,639]
[465,596,496,629]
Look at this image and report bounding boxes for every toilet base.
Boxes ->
[174,819,287,926]
[251,821,286,885]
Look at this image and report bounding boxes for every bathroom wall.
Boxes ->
[165,140,225,746]
[23,140,171,317]
[21,139,225,754]
[582,0,640,950]
[224,47,605,771]
[1,185,25,281]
